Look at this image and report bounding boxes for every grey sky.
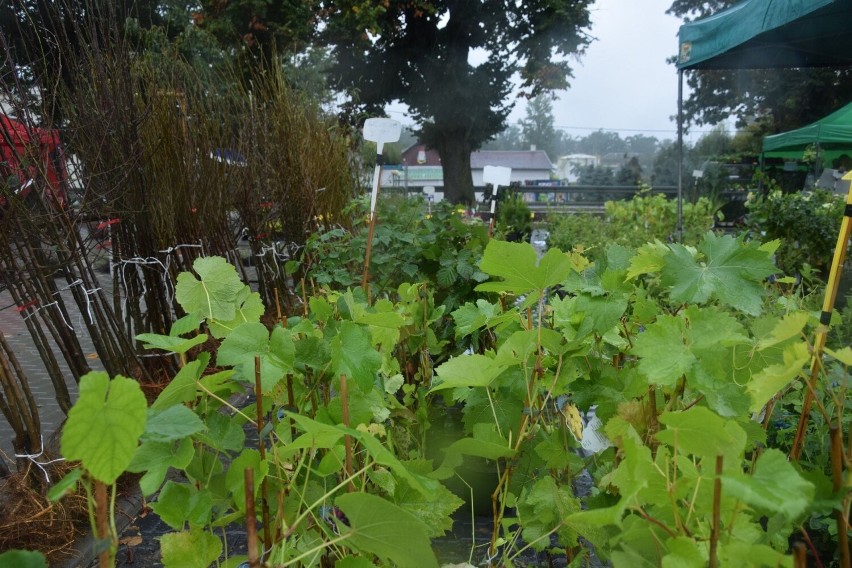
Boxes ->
[385,0,705,143]
[505,0,686,143]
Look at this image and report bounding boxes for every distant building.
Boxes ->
[385,145,554,197]
[555,154,599,183]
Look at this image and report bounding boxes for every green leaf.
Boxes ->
[434,423,516,479]
[656,407,746,462]
[127,438,194,496]
[335,557,375,568]
[756,311,809,351]
[627,241,669,280]
[429,354,507,392]
[61,372,147,484]
[175,256,245,321]
[216,322,293,392]
[575,293,628,335]
[150,481,212,530]
[825,345,852,366]
[746,342,811,412]
[207,285,265,339]
[476,240,570,297]
[330,321,383,392]
[335,493,439,568]
[393,474,464,538]
[309,296,334,322]
[160,528,222,568]
[169,313,203,337]
[280,413,345,454]
[135,332,208,355]
[0,550,48,568]
[517,476,581,551]
[633,315,695,387]
[662,536,705,568]
[141,405,206,443]
[152,354,208,410]
[47,467,83,502]
[225,449,268,513]
[662,233,776,315]
[722,449,814,521]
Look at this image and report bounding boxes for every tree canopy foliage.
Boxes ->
[669,0,852,135]
[318,0,593,203]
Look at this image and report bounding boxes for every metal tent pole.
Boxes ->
[677,70,684,243]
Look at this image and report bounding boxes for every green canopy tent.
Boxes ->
[673,0,852,238]
[675,0,852,473]
[762,101,852,174]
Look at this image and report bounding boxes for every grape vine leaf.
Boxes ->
[722,449,815,521]
[160,528,222,568]
[175,256,245,321]
[756,311,809,351]
[207,285,264,339]
[662,233,776,315]
[152,354,209,410]
[225,449,268,513]
[632,315,695,387]
[476,240,571,299]
[141,405,206,443]
[826,345,852,365]
[518,476,581,551]
[393,472,464,538]
[61,372,147,485]
[656,407,746,462]
[626,241,669,280]
[745,342,810,413]
[127,438,194,496]
[331,321,383,392]
[335,492,439,568]
[150,481,212,529]
[216,322,294,392]
[135,332,207,355]
[429,354,508,392]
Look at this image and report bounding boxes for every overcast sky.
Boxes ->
[386,0,703,144]
[505,0,687,143]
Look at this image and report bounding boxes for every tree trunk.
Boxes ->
[433,128,475,205]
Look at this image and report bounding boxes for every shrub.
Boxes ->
[745,188,846,276]
[547,188,718,256]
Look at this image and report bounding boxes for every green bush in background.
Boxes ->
[546,188,719,257]
[745,188,846,276]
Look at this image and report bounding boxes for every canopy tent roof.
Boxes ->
[762,101,852,156]
[677,0,852,70]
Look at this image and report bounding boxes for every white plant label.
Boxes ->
[363,118,401,218]
[483,165,511,188]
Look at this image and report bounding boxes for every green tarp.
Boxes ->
[677,0,852,70]
[763,101,852,156]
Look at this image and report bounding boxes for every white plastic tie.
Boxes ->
[14,435,65,483]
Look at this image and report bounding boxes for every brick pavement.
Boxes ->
[0,279,102,460]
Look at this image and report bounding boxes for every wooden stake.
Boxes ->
[340,374,355,492]
[793,541,807,568]
[709,454,723,568]
[95,480,111,568]
[245,468,260,568]
[254,357,271,551]
[831,423,851,568]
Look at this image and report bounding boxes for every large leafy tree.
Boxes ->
[520,94,565,161]
[669,1,852,135]
[319,0,593,203]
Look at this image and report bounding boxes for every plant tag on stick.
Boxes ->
[483,165,511,213]
[363,118,402,218]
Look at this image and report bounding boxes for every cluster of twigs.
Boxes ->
[0,0,357,488]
